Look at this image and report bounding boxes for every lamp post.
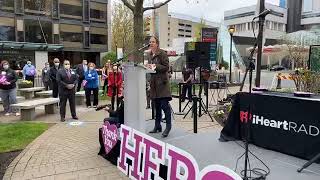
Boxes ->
[228,26,235,83]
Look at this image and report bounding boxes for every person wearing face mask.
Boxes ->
[76,59,88,92]
[107,65,123,110]
[0,60,19,116]
[146,36,172,138]
[56,60,78,122]
[84,62,99,108]
[22,60,36,87]
[41,62,51,90]
[49,58,61,98]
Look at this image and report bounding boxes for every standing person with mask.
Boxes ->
[49,58,61,98]
[76,60,88,92]
[0,60,19,116]
[147,36,172,138]
[101,60,111,96]
[41,62,51,90]
[84,62,99,108]
[22,60,36,86]
[56,60,78,122]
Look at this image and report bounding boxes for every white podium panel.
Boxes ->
[123,63,153,132]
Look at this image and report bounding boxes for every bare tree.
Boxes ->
[121,0,172,63]
[112,3,134,54]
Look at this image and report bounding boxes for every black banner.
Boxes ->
[221,92,320,161]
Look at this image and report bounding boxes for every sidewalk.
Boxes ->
[2,86,242,179]
[2,102,127,180]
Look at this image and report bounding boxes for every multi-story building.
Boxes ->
[144,4,219,49]
[0,0,111,69]
[301,0,320,30]
[224,3,287,63]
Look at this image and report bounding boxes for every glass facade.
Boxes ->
[0,0,108,50]
[25,19,53,43]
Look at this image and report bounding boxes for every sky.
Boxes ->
[113,0,280,22]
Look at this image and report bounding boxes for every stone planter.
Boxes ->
[18,83,33,89]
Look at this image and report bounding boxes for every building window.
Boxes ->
[16,19,24,42]
[60,1,82,20]
[90,2,107,22]
[265,21,270,29]
[60,24,82,43]
[90,34,107,44]
[186,24,191,27]
[25,19,52,43]
[0,0,14,12]
[185,35,191,37]
[178,23,185,26]
[178,34,184,37]
[84,0,90,22]
[178,29,184,32]
[90,27,107,45]
[15,0,24,14]
[303,0,313,13]
[52,0,59,18]
[247,22,251,31]
[83,27,90,48]
[53,23,59,43]
[25,0,51,14]
[185,30,191,33]
[60,32,82,42]
[0,26,15,41]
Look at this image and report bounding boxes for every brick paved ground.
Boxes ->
[2,86,241,179]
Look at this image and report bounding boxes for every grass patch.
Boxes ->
[0,122,50,153]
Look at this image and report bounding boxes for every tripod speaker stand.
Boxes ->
[183,83,214,122]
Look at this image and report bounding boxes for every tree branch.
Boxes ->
[121,0,134,11]
[143,0,172,12]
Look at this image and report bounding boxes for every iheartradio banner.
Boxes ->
[117,125,242,180]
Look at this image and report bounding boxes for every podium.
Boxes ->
[123,63,154,133]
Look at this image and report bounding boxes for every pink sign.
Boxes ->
[117,125,242,180]
[0,76,7,84]
[102,122,118,154]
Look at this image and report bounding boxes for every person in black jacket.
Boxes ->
[0,60,19,116]
[41,62,51,90]
[56,60,78,122]
[49,58,61,98]
[76,59,88,92]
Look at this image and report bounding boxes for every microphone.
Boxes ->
[138,44,150,51]
[255,9,271,18]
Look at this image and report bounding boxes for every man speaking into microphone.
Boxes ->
[146,36,172,138]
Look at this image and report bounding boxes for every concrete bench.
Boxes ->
[11,98,59,121]
[18,87,45,99]
[36,90,53,98]
[75,90,103,105]
[0,96,24,104]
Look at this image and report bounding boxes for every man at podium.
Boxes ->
[146,36,172,138]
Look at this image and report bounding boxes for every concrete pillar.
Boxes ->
[35,51,48,70]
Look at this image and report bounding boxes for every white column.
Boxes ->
[35,51,48,71]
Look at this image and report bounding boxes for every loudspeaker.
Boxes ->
[185,42,211,70]
[197,42,211,70]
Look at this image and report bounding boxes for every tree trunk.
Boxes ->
[133,8,144,63]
